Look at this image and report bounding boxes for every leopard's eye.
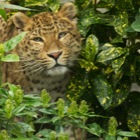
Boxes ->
[32,37,44,42]
[58,32,67,39]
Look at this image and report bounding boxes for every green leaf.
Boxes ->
[79,59,98,72]
[108,117,118,136]
[131,13,140,32]
[51,116,61,123]
[39,108,56,115]
[8,83,19,95]
[0,9,7,20]
[67,69,90,101]
[111,78,131,107]
[25,0,48,7]
[35,117,52,124]
[92,75,113,109]
[86,123,105,137]
[75,0,91,9]
[97,46,128,65]
[127,103,140,132]
[11,138,30,140]
[97,0,115,9]
[36,129,51,138]
[117,136,123,140]
[0,4,31,10]
[4,32,27,52]
[17,111,38,118]
[82,34,99,61]
[117,131,138,137]
[47,0,60,12]
[111,12,128,36]
[12,104,26,115]
[23,95,42,107]
[1,54,19,62]
[78,9,113,36]
[131,21,140,32]
[111,48,129,74]
[105,135,116,140]
[11,122,34,137]
[112,56,126,74]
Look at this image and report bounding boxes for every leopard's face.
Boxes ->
[13,3,81,76]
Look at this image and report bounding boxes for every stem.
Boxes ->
[0,61,2,85]
[81,118,87,140]
[81,129,86,140]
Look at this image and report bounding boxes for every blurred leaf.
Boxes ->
[114,0,133,11]
[39,108,56,115]
[111,35,123,44]
[75,0,92,9]
[108,117,118,135]
[17,111,38,118]
[111,71,123,86]
[97,0,115,9]
[78,9,113,36]
[0,9,7,20]
[112,56,126,74]
[67,69,90,101]
[23,95,42,107]
[131,21,140,32]
[135,55,140,85]
[1,54,19,62]
[110,12,128,36]
[117,131,137,137]
[92,75,113,109]
[79,59,98,72]
[0,4,31,10]
[111,48,129,74]
[117,136,123,140]
[7,83,19,95]
[4,32,27,52]
[131,13,140,32]
[11,122,34,137]
[35,117,52,124]
[25,0,60,12]
[47,0,60,12]
[111,77,131,107]
[25,0,48,6]
[105,135,116,140]
[12,104,26,115]
[87,123,105,137]
[127,105,140,132]
[36,129,51,138]
[11,138,29,140]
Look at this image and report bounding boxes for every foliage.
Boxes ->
[0,32,26,62]
[67,0,140,139]
[0,0,140,139]
[0,84,137,139]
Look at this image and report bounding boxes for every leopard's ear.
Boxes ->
[12,12,31,30]
[59,2,77,25]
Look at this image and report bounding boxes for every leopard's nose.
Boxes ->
[47,51,62,60]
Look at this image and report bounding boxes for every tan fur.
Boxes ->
[0,2,83,139]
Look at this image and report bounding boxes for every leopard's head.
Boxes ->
[11,3,81,76]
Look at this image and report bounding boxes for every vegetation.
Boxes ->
[0,0,140,139]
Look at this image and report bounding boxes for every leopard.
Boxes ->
[0,2,83,140]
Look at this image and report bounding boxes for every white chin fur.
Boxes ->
[46,66,69,76]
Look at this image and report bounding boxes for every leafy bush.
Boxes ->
[0,0,140,139]
[0,83,137,139]
[68,0,140,138]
